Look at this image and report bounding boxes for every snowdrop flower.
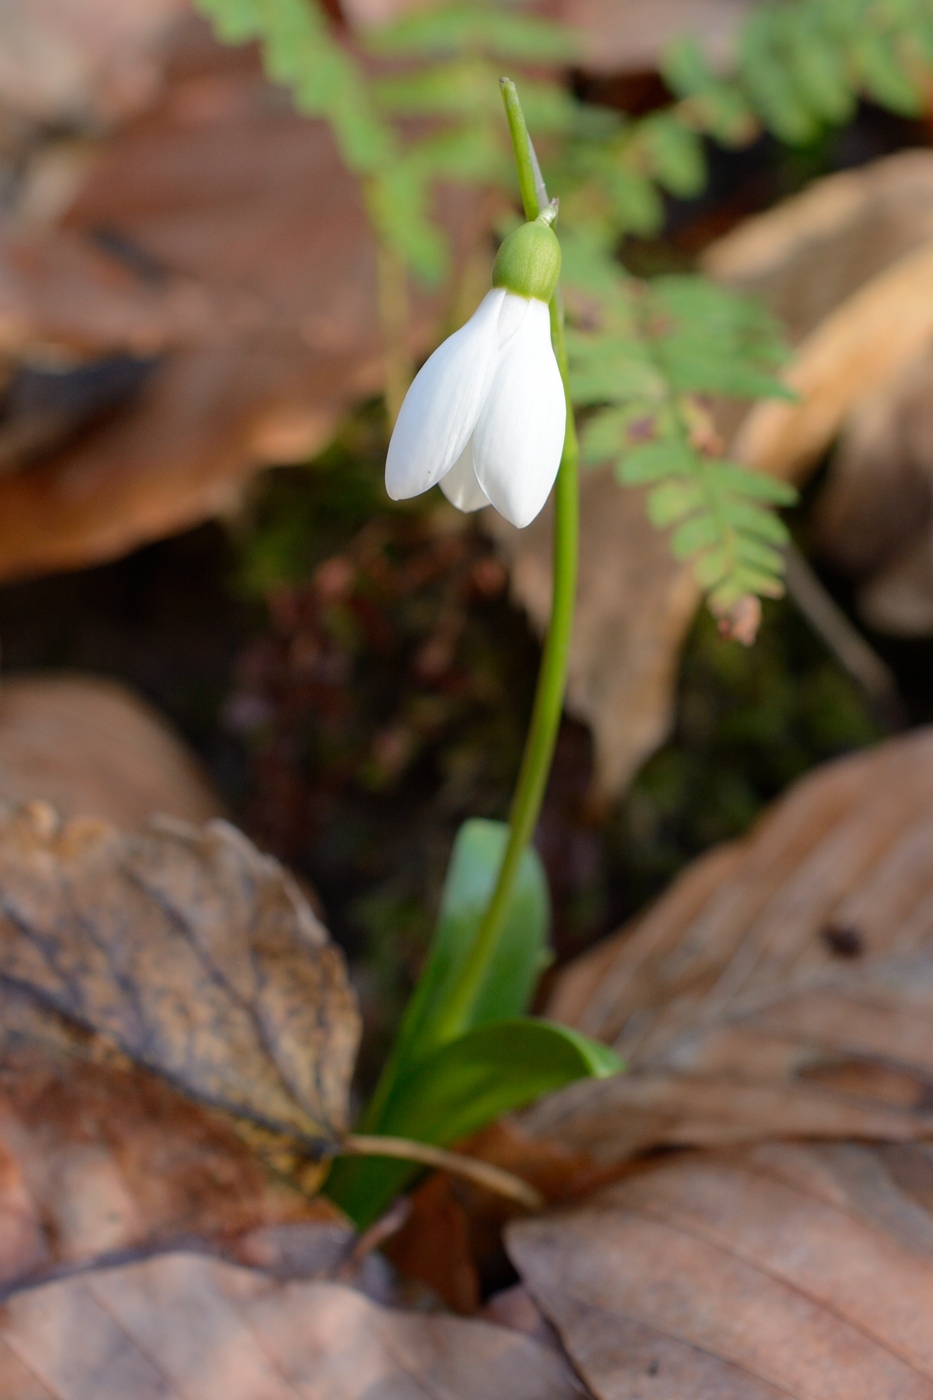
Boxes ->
[386,216,566,528]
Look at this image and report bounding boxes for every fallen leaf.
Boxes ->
[382,1170,481,1314]
[0,1249,582,1399]
[703,150,933,345]
[509,1140,933,1400]
[808,345,933,577]
[517,725,933,1164]
[0,674,223,829]
[709,152,933,500]
[0,19,486,582]
[809,343,933,636]
[0,802,359,1146]
[731,238,933,485]
[486,468,699,799]
[0,980,341,1296]
[0,0,186,127]
[703,151,933,636]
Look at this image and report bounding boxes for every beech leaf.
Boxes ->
[0,1251,580,1400]
[0,979,349,1297]
[509,1141,933,1399]
[527,726,933,1166]
[0,803,360,1146]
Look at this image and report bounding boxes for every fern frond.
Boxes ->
[572,270,796,607]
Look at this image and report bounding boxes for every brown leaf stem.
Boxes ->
[340,1134,543,1211]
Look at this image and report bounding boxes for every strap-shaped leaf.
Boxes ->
[358,818,550,1139]
[328,1018,622,1225]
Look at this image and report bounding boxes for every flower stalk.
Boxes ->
[431,80,579,1041]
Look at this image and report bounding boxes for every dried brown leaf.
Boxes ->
[509,1141,933,1399]
[0,0,186,127]
[704,152,933,637]
[0,803,359,1144]
[809,340,933,637]
[523,726,933,1164]
[0,981,342,1296]
[732,238,933,485]
[0,1249,582,1400]
[0,23,486,581]
[704,150,933,345]
[0,674,223,829]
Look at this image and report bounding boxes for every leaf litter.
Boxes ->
[0,980,341,1298]
[0,802,359,1146]
[508,1141,933,1400]
[4,36,933,1398]
[0,1250,583,1400]
[519,725,933,1165]
[6,714,933,1394]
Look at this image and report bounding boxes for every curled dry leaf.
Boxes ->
[0,673,223,829]
[509,1140,933,1400]
[517,725,933,1166]
[486,468,699,799]
[0,802,359,1146]
[0,1250,581,1400]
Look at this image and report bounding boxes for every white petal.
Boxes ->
[495,290,530,347]
[385,289,504,501]
[472,297,566,528]
[438,438,491,512]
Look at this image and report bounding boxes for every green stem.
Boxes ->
[431,82,579,1041]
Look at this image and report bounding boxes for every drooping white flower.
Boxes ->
[385,218,566,529]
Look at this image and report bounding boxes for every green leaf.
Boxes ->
[383,1018,621,1146]
[719,496,791,545]
[733,533,787,573]
[327,1018,622,1225]
[670,511,721,557]
[582,406,671,465]
[638,113,706,199]
[368,2,578,63]
[570,346,660,405]
[662,33,715,96]
[360,818,550,1135]
[705,461,797,505]
[788,24,855,123]
[738,12,822,143]
[605,164,666,236]
[647,479,706,526]
[619,439,695,483]
[856,31,923,113]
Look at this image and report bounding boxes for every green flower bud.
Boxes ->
[491,217,561,303]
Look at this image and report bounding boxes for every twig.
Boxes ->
[784,543,906,729]
[340,1133,543,1211]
